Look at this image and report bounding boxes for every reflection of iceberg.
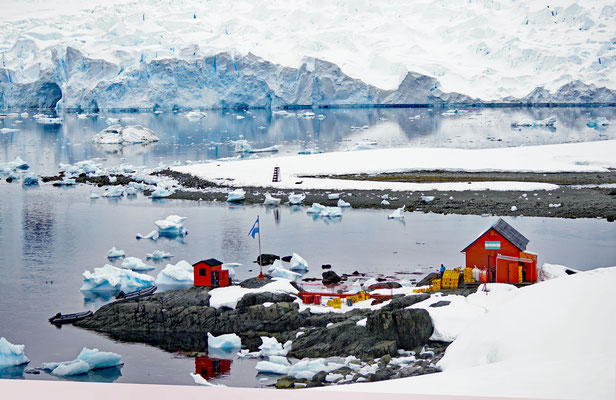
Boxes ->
[52,365,122,383]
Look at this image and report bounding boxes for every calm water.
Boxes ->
[1,107,615,386]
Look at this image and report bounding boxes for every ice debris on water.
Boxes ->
[0,337,29,367]
[121,257,155,271]
[0,156,29,172]
[511,205,518,212]
[337,199,351,207]
[107,247,125,258]
[263,193,281,206]
[154,260,194,286]
[255,360,290,375]
[151,187,173,198]
[102,186,124,197]
[287,357,346,380]
[184,111,207,121]
[155,215,186,237]
[289,253,309,271]
[511,117,556,127]
[136,230,159,240]
[81,265,154,292]
[267,260,302,282]
[93,125,158,144]
[327,193,340,200]
[288,193,305,205]
[226,188,245,202]
[41,348,121,376]
[190,372,225,386]
[549,203,562,208]
[233,140,279,154]
[89,193,100,199]
[22,175,39,186]
[146,250,173,260]
[307,203,343,218]
[259,336,292,357]
[34,116,62,125]
[207,332,241,350]
[421,195,435,203]
[388,205,405,219]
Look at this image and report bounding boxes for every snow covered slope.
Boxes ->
[1,0,615,109]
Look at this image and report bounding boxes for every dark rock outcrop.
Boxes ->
[367,309,433,350]
[322,271,342,285]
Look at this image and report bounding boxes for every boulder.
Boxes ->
[367,309,433,350]
[312,370,328,383]
[321,264,332,270]
[255,254,280,266]
[368,282,402,290]
[322,271,341,285]
[429,300,451,308]
[236,292,298,308]
[380,294,430,311]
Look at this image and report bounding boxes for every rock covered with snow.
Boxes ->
[92,125,159,144]
[0,337,29,367]
[81,265,154,292]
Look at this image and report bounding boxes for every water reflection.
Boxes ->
[44,365,123,383]
[195,356,232,380]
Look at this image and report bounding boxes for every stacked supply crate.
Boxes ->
[442,269,460,289]
[431,279,441,291]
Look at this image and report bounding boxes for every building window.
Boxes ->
[199,268,207,276]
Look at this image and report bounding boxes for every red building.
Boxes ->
[193,258,230,287]
[461,218,537,284]
[195,356,231,380]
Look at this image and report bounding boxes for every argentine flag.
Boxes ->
[248,217,259,239]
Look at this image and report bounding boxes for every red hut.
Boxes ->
[461,218,537,284]
[195,356,231,379]
[193,258,230,287]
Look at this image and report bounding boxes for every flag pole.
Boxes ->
[257,215,264,279]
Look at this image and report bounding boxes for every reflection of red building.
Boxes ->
[195,356,231,379]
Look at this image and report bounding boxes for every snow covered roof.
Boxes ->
[462,218,529,252]
[194,258,223,267]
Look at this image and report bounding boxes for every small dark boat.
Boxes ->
[115,285,157,302]
[48,310,93,325]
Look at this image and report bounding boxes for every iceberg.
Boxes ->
[107,247,125,258]
[288,193,305,205]
[233,140,279,154]
[184,111,207,121]
[120,257,155,272]
[93,125,159,144]
[154,260,194,286]
[81,265,154,292]
[287,357,345,380]
[151,188,173,198]
[4,157,29,171]
[102,186,124,197]
[155,215,186,236]
[136,230,159,240]
[289,253,309,271]
[35,117,62,125]
[388,205,406,219]
[255,360,290,375]
[226,189,246,202]
[0,337,29,367]
[267,261,302,282]
[43,348,122,376]
[259,336,292,357]
[306,203,326,214]
[146,250,173,260]
[337,199,351,207]
[263,193,281,206]
[320,207,343,218]
[207,332,241,350]
[511,117,556,127]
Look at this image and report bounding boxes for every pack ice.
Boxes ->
[92,125,159,144]
[41,348,122,376]
[81,265,154,292]
[0,337,29,367]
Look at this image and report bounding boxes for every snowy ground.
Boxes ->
[175,140,616,192]
[322,266,616,399]
[1,0,614,100]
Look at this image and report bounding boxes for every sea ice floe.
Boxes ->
[233,140,279,154]
[226,188,246,202]
[207,332,241,350]
[146,250,173,260]
[263,193,281,206]
[184,111,207,121]
[0,156,29,171]
[81,265,154,292]
[107,247,125,258]
[35,116,62,125]
[41,348,122,376]
[154,260,194,286]
[388,205,406,219]
[93,125,159,144]
[120,257,155,271]
[0,337,29,367]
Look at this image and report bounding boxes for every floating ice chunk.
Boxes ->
[0,128,19,133]
[306,203,326,214]
[108,176,117,183]
[81,265,154,292]
[442,109,468,116]
[154,260,194,286]
[151,188,173,198]
[155,215,186,236]
[549,203,562,208]
[337,199,351,207]
[146,250,173,260]
[107,247,125,258]
[268,356,291,366]
[136,230,159,240]
[20,112,29,118]
[287,358,344,380]
[0,338,29,367]
[106,118,120,125]
[126,186,138,196]
[233,139,279,154]
[511,206,518,212]
[259,336,292,357]
[56,177,76,186]
[267,261,302,282]
[382,194,389,200]
[226,189,246,202]
[93,125,159,144]
[121,257,155,271]
[221,263,241,279]
[207,332,241,350]
[327,193,340,200]
[45,348,122,376]
[102,186,124,197]
[89,193,100,199]
[35,117,62,125]
[190,373,219,386]
[288,193,305,205]
[184,111,207,120]
[511,117,556,127]
[320,207,342,218]
[5,157,29,170]
[388,205,406,219]
[298,148,322,155]
[421,195,435,203]
[300,111,315,119]
[289,253,309,271]
[263,193,281,206]
[22,175,39,186]
[381,199,390,205]
[255,361,290,375]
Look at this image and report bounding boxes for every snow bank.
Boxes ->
[42,348,121,376]
[207,333,241,350]
[92,125,159,144]
[538,263,578,282]
[175,140,616,192]
[120,257,155,272]
[81,265,154,292]
[208,278,298,309]
[0,338,29,367]
[154,260,194,286]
